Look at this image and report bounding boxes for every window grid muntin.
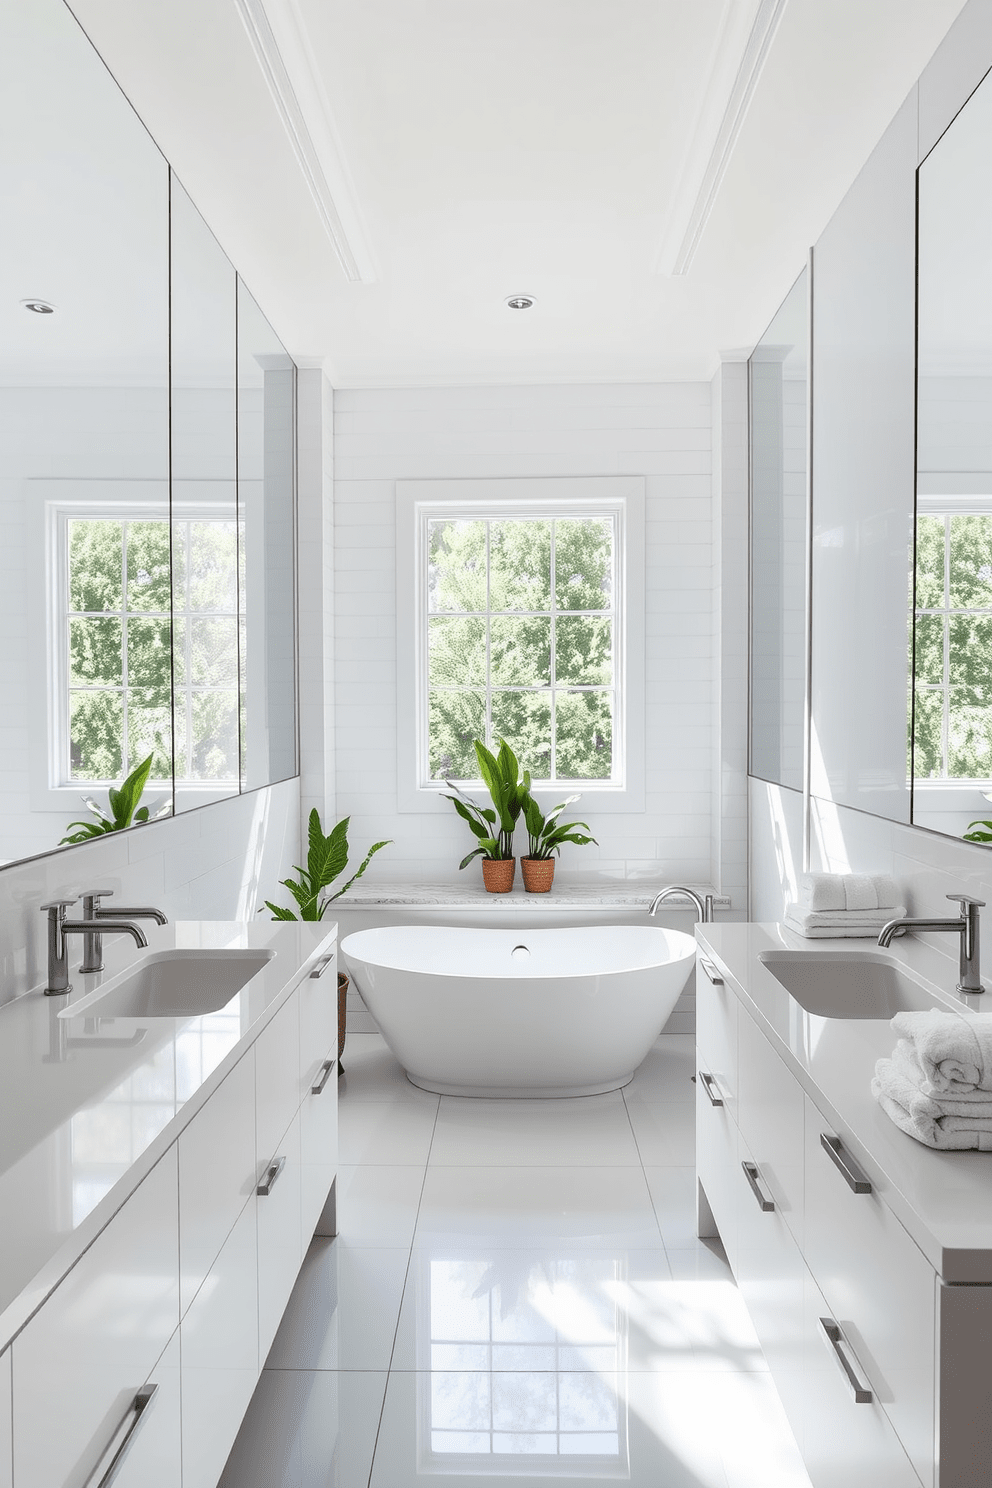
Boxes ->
[915,510,992,781]
[62,512,240,788]
[425,512,618,786]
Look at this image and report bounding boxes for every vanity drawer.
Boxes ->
[12,1149,180,1488]
[178,1048,256,1317]
[257,1109,303,1365]
[695,1065,740,1271]
[802,1263,924,1488]
[735,1126,806,1447]
[298,946,338,1102]
[301,1045,337,1241]
[737,1009,805,1245]
[111,1331,182,1488]
[181,1196,259,1488]
[255,992,302,1166]
[696,967,738,1122]
[804,1098,936,1488]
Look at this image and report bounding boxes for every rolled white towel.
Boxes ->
[890,1038,992,1109]
[800,872,900,913]
[872,1051,992,1149]
[891,1009,992,1095]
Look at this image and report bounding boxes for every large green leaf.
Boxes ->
[265,901,299,920]
[329,839,391,901]
[307,810,350,890]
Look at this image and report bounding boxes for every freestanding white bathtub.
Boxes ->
[340,924,697,1097]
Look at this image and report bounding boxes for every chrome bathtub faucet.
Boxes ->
[877,893,985,994]
[79,889,167,973]
[41,899,149,996]
[648,885,715,923]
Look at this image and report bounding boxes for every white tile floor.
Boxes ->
[220,1033,812,1488]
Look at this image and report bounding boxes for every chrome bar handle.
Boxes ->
[818,1317,873,1403]
[741,1161,775,1212]
[820,1133,872,1194]
[310,953,335,979]
[311,1059,335,1095]
[256,1155,287,1196]
[699,957,723,985]
[83,1382,158,1487]
[699,1071,724,1107]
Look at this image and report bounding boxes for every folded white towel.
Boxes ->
[872,1050,992,1149]
[799,872,900,913]
[784,903,906,939]
[890,1038,992,1108]
[891,1009,992,1095]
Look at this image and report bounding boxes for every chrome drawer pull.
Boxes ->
[310,953,335,979]
[741,1160,775,1212]
[311,1058,335,1095]
[699,957,723,985]
[84,1383,158,1488]
[820,1133,872,1194]
[699,1071,724,1107]
[256,1155,287,1196]
[818,1317,873,1404]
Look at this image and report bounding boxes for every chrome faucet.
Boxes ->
[878,893,985,994]
[648,885,715,923]
[79,889,167,973]
[41,899,148,996]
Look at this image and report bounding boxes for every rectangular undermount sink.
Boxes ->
[758,949,940,1019]
[61,948,275,1019]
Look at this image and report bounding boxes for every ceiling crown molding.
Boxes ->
[232,0,377,283]
[655,0,789,277]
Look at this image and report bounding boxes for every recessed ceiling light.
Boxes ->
[505,294,535,310]
[22,298,55,314]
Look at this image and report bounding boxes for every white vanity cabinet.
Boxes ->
[695,928,992,1488]
[11,1150,181,1488]
[1,927,338,1488]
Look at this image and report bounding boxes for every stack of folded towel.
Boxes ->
[784,873,905,938]
[872,1009,992,1150]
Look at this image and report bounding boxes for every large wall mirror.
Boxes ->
[749,268,809,793]
[914,67,992,839]
[0,0,297,870]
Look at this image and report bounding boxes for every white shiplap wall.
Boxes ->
[331,382,737,898]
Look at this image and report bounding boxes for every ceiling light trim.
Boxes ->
[655,0,789,277]
[232,0,377,283]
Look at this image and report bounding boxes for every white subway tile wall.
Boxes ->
[331,381,747,904]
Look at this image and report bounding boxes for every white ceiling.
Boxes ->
[64,0,969,386]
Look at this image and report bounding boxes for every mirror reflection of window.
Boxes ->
[916,65,992,837]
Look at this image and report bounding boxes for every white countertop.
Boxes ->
[335,881,731,908]
[0,919,335,1352]
[696,921,992,1284]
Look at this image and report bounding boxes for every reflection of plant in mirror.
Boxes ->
[59,753,167,843]
[265,811,391,920]
[964,820,992,844]
[914,512,992,779]
[427,515,614,782]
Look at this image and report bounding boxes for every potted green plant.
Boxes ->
[520,793,597,892]
[265,810,390,1073]
[443,738,529,893]
[60,753,169,844]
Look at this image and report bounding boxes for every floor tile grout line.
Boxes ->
[621,1083,668,1251]
[364,1087,441,1486]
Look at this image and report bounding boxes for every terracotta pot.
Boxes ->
[521,856,555,893]
[337,972,349,1072]
[481,857,516,893]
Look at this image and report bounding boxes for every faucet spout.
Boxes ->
[79,891,166,972]
[877,894,985,994]
[648,885,714,923]
[41,900,149,996]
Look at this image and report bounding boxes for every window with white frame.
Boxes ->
[57,510,240,788]
[423,509,620,784]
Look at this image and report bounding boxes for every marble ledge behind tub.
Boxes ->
[333,882,721,1039]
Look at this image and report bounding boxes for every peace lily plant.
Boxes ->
[443,738,596,892]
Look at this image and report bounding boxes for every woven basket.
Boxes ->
[521,857,555,893]
[481,857,516,893]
